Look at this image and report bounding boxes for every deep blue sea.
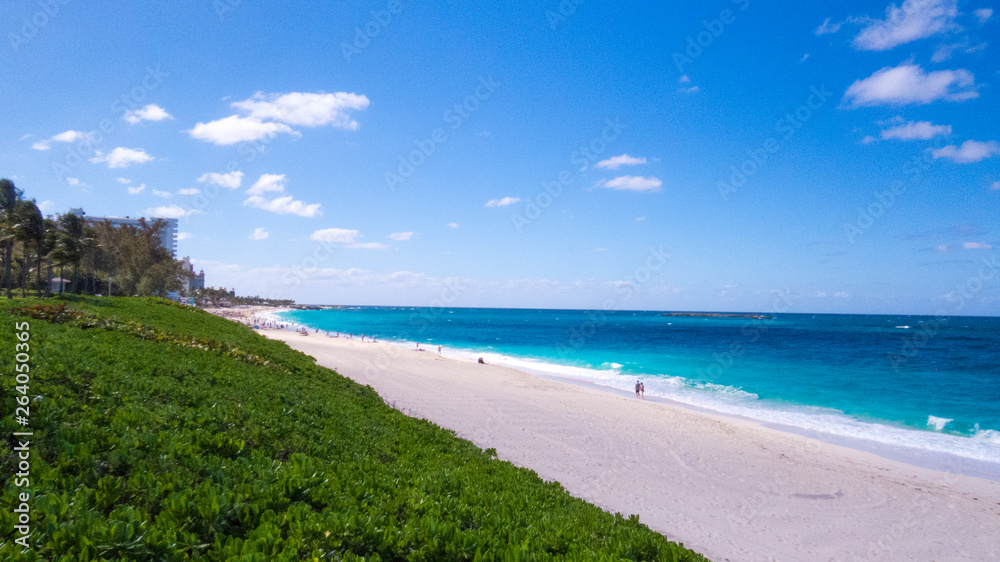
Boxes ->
[276,307,1000,471]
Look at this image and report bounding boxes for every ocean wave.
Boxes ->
[927,415,953,431]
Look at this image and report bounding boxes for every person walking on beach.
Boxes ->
[635,380,641,398]
[640,382,645,399]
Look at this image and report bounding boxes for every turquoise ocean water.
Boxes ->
[276,307,1000,473]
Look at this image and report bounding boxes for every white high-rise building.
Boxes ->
[69,208,179,257]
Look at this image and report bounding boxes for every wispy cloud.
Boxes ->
[177,188,201,195]
[843,62,976,106]
[485,196,520,207]
[244,195,321,217]
[878,120,952,141]
[197,171,244,189]
[594,154,648,170]
[145,205,200,219]
[852,0,958,51]
[30,129,96,151]
[931,140,1000,163]
[815,17,844,35]
[251,227,269,240]
[595,175,662,192]
[973,8,993,23]
[388,231,414,241]
[127,184,146,195]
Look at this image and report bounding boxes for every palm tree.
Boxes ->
[13,200,42,297]
[41,218,58,296]
[0,178,24,299]
[57,213,85,294]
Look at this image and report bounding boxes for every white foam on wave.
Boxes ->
[927,415,953,431]
[270,315,1000,467]
[441,347,1000,465]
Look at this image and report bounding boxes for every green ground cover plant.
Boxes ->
[0,296,709,561]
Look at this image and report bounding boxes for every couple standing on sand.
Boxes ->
[635,380,644,399]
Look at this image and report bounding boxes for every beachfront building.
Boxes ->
[68,208,179,258]
[180,256,206,293]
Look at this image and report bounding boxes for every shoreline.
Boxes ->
[258,306,1000,481]
[251,324,1000,561]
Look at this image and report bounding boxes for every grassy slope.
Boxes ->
[0,297,710,561]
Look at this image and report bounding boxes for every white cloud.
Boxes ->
[51,130,92,143]
[152,189,172,198]
[231,91,370,128]
[931,140,1000,163]
[66,177,81,186]
[31,129,96,150]
[861,135,879,144]
[197,171,244,189]
[992,181,1000,191]
[678,75,691,84]
[177,188,201,195]
[636,216,646,222]
[679,86,701,94]
[816,291,828,297]
[246,173,286,196]
[127,184,146,195]
[834,292,850,298]
[303,230,387,249]
[595,154,648,170]
[345,242,388,250]
[187,115,296,146]
[934,244,950,252]
[932,41,987,62]
[448,222,459,229]
[90,147,154,168]
[310,228,360,243]
[815,17,843,35]
[145,205,200,219]
[124,104,173,124]
[188,91,369,145]
[485,196,521,207]
[853,0,958,51]
[879,120,952,140]
[251,227,269,240]
[800,53,811,62]
[963,242,993,250]
[388,231,414,241]
[38,201,54,212]
[116,177,131,184]
[843,63,976,106]
[244,195,321,217]
[177,232,193,241]
[974,8,993,23]
[595,175,663,192]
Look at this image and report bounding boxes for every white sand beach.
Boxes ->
[259,329,1000,561]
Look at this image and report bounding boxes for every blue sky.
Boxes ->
[2,0,998,314]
